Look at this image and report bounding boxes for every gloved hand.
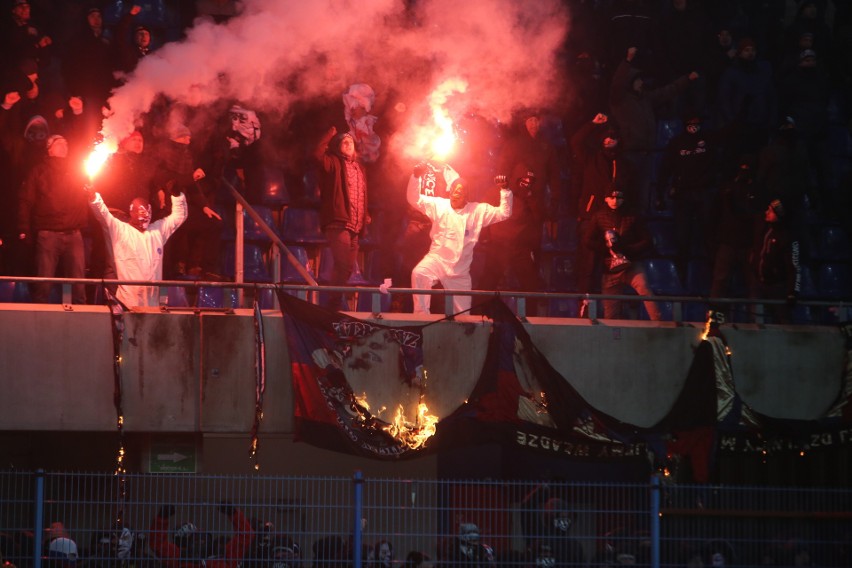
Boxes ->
[158,504,176,519]
[494,175,508,190]
[412,162,427,178]
[219,500,236,517]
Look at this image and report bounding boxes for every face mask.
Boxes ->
[229,107,261,144]
[554,517,572,533]
[536,557,555,568]
[686,124,700,134]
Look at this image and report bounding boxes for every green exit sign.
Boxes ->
[149,444,197,473]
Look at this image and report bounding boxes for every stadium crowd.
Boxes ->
[1,0,850,321]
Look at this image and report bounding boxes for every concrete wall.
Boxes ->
[0,304,845,474]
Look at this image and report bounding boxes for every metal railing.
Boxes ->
[1,471,851,568]
[1,275,850,326]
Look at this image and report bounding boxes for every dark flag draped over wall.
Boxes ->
[279,292,427,459]
[279,293,852,479]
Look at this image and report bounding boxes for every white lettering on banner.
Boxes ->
[719,428,852,454]
[332,321,421,348]
[515,430,644,458]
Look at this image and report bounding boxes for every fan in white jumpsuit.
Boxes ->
[89,191,187,307]
[407,173,512,315]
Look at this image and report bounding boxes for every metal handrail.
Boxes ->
[1,275,848,324]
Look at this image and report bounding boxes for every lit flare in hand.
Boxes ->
[84,139,118,182]
[409,77,468,161]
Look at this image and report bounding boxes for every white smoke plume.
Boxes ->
[101,0,571,157]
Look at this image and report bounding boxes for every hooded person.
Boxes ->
[407,167,512,316]
[609,46,699,213]
[313,125,369,311]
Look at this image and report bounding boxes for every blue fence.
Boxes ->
[1,471,851,568]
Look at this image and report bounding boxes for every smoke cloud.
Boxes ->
[101,0,571,159]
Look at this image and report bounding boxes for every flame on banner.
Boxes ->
[84,139,118,181]
[409,77,468,161]
[383,402,438,450]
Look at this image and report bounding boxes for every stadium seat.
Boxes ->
[646,218,678,258]
[817,262,852,300]
[642,258,686,296]
[541,218,577,254]
[259,164,290,208]
[0,282,15,302]
[547,254,575,292]
[243,205,279,242]
[811,224,851,262]
[280,207,327,246]
[279,246,316,284]
[165,286,190,307]
[221,242,273,282]
[196,286,239,309]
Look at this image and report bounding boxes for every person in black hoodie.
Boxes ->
[17,134,88,303]
[657,114,721,281]
[750,198,801,324]
[583,189,661,320]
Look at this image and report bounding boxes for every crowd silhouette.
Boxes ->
[1,0,850,321]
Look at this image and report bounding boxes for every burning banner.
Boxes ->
[279,292,435,459]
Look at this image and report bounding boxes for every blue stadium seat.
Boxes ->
[817,262,852,300]
[259,165,290,208]
[642,258,686,295]
[811,224,851,262]
[300,169,322,208]
[280,207,327,246]
[243,205,279,242]
[646,218,678,258]
[541,219,577,253]
[279,246,316,284]
[686,258,712,296]
[196,287,239,309]
[221,242,272,282]
[0,282,14,302]
[547,254,575,292]
[165,286,190,307]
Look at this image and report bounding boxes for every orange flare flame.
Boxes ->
[84,139,117,181]
[382,402,439,450]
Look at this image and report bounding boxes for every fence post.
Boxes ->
[650,473,661,568]
[33,470,45,568]
[353,470,364,568]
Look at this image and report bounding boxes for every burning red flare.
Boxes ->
[84,139,118,182]
[407,77,468,162]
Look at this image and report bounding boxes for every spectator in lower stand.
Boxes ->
[45,537,78,568]
[609,46,698,216]
[88,186,187,308]
[710,157,758,300]
[314,125,369,311]
[371,540,393,568]
[149,502,253,568]
[656,114,722,283]
[583,189,662,321]
[476,164,545,315]
[17,134,88,304]
[749,198,801,325]
[408,170,512,316]
[440,523,494,568]
[570,113,634,299]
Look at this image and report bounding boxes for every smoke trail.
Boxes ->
[101,0,570,151]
